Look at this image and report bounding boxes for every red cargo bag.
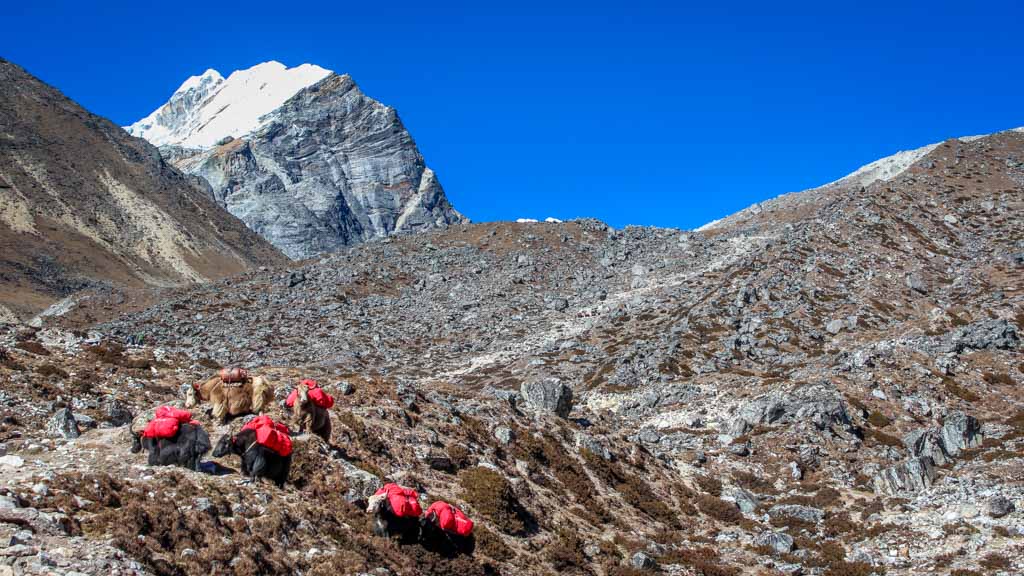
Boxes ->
[374,483,422,518]
[242,416,292,457]
[155,406,193,423]
[426,501,474,536]
[142,417,180,439]
[286,379,335,410]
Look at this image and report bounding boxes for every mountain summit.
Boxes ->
[126,61,331,149]
[127,62,466,259]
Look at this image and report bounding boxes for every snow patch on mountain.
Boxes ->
[126,61,331,149]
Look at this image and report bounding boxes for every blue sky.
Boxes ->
[3,1,1022,229]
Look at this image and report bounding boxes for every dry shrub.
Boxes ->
[813,487,842,509]
[950,570,981,576]
[460,466,531,535]
[979,553,1011,570]
[867,411,891,428]
[197,357,221,370]
[944,378,980,402]
[447,444,474,470]
[982,372,1015,386]
[336,411,388,455]
[15,340,49,356]
[732,470,778,495]
[474,525,514,562]
[864,428,903,448]
[993,525,1011,538]
[516,433,596,504]
[36,363,69,379]
[823,511,857,537]
[658,546,737,576]
[695,474,723,497]
[696,494,742,524]
[581,449,681,528]
[545,530,591,573]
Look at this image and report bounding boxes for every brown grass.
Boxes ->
[15,340,49,356]
[460,466,531,535]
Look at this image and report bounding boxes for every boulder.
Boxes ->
[338,460,383,503]
[903,429,950,466]
[102,398,133,427]
[939,411,982,458]
[987,496,1015,519]
[729,383,853,437]
[873,457,937,495]
[723,486,758,514]
[630,551,656,570]
[754,531,795,554]
[520,378,573,418]
[947,320,1018,353]
[46,408,80,439]
[767,504,824,524]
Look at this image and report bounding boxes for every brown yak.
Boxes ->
[292,381,332,442]
[186,374,274,423]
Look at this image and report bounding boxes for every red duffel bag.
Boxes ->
[426,501,474,536]
[286,379,335,410]
[219,367,248,383]
[374,483,422,518]
[242,416,292,457]
[142,417,180,439]
[155,406,193,423]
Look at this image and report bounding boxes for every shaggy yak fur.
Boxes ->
[366,492,421,544]
[212,429,291,487]
[187,375,274,423]
[292,382,332,442]
[141,423,212,471]
[420,511,476,557]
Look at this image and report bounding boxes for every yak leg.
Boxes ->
[212,400,228,424]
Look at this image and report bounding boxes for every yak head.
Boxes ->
[212,433,235,458]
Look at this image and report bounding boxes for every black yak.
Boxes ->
[141,423,211,471]
[212,428,291,488]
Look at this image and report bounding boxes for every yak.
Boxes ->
[291,381,332,442]
[140,423,211,471]
[212,428,291,487]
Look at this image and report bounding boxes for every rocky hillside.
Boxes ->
[0,129,1022,576]
[0,59,287,323]
[129,62,466,259]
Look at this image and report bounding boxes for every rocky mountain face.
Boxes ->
[0,59,287,323]
[129,62,466,259]
[0,129,1022,576]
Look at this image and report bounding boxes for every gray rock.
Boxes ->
[873,457,937,494]
[337,381,354,395]
[102,399,133,427]
[288,271,307,288]
[629,551,656,570]
[493,427,514,445]
[825,319,846,335]
[939,411,982,458]
[723,486,758,514]
[903,429,950,466]
[754,531,794,554]
[987,496,1015,518]
[46,408,80,439]
[520,378,573,418]
[339,459,382,503]
[947,319,1019,353]
[729,383,853,437]
[905,273,928,294]
[767,504,824,524]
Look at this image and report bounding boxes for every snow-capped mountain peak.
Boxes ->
[125,61,332,149]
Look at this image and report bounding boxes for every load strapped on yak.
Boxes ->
[425,501,474,537]
[241,415,293,457]
[374,483,423,518]
[286,379,335,409]
[219,367,249,384]
[142,406,199,439]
